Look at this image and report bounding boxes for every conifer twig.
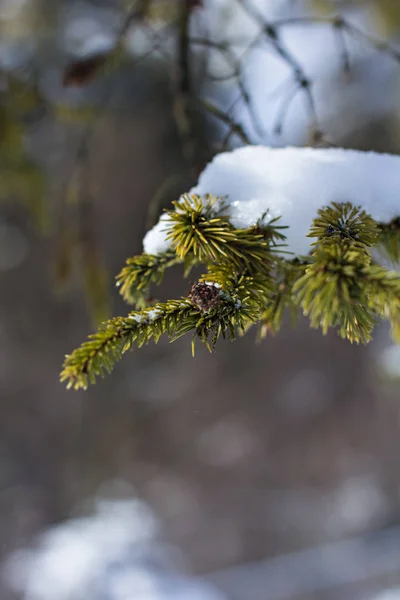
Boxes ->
[61,196,400,389]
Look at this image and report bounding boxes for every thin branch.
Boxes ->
[200,98,251,145]
[333,19,351,75]
[272,81,299,136]
[235,0,321,139]
[342,20,400,64]
[173,0,204,176]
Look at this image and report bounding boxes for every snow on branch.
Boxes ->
[144,146,400,257]
[60,145,400,389]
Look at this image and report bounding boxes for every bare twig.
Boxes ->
[235,0,322,140]
[341,20,400,64]
[201,98,251,145]
[333,18,351,75]
[62,0,400,184]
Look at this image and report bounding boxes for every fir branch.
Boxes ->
[308,202,379,248]
[61,197,400,390]
[252,211,289,246]
[293,243,376,343]
[259,258,307,338]
[202,262,273,307]
[178,278,260,353]
[362,264,400,317]
[61,276,262,389]
[293,202,395,342]
[195,263,277,343]
[116,250,179,307]
[165,194,278,272]
[61,299,196,390]
[293,239,400,344]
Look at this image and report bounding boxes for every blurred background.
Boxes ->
[1,0,400,599]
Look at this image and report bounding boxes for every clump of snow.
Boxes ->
[148,308,163,322]
[129,314,147,324]
[143,145,400,257]
[143,215,174,256]
[378,344,400,379]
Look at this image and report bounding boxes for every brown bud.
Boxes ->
[189,282,221,311]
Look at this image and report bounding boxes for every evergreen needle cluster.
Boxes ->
[61,197,400,389]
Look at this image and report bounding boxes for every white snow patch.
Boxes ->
[143,215,173,255]
[148,309,163,322]
[4,498,158,600]
[378,344,400,379]
[204,281,222,288]
[144,146,400,257]
[129,314,147,324]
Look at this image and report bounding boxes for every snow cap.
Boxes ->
[144,146,400,256]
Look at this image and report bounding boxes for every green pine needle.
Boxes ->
[116,250,179,307]
[165,194,278,273]
[309,202,379,248]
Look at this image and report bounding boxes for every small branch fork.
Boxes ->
[179,0,400,150]
[64,0,400,166]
